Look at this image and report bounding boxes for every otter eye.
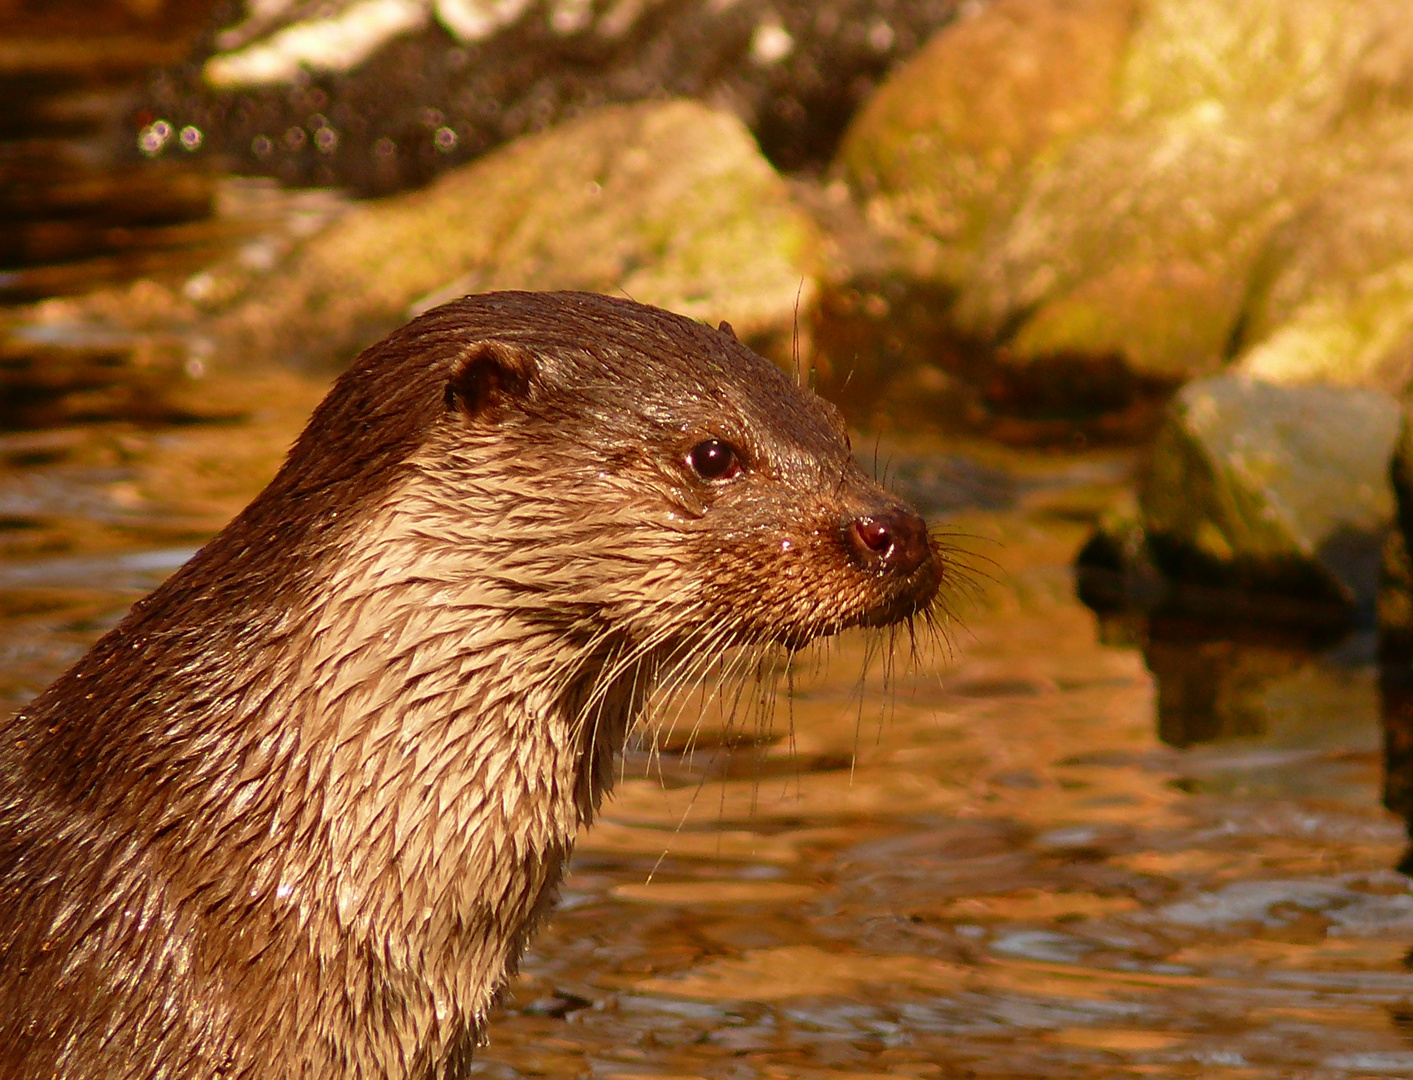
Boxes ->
[687,439,742,481]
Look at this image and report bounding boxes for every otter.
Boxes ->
[0,291,940,1079]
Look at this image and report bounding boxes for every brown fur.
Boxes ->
[0,291,941,1079]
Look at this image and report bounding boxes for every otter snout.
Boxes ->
[845,503,932,577]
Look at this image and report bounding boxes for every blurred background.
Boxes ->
[6,0,1413,1074]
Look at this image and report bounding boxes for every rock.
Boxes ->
[1380,522,1413,828]
[961,0,1410,380]
[210,99,820,369]
[1381,410,1413,660]
[954,111,1343,382]
[1074,492,1166,615]
[1236,139,1413,392]
[1138,376,1401,626]
[837,0,1138,292]
[137,0,962,193]
[832,0,1413,428]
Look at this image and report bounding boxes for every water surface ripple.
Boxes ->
[0,398,1404,1078]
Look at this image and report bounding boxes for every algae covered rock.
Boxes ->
[1236,139,1413,392]
[1141,376,1400,623]
[955,110,1331,382]
[837,0,1136,291]
[834,0,1413,411]
[214,99,820,368]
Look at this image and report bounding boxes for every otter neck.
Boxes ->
[239,492,652,1075]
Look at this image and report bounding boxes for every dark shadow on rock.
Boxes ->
[816,272,1178,444]
[1319,525,1387,631]
[139,0,964,195]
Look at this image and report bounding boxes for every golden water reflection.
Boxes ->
[0,378,1409,1078]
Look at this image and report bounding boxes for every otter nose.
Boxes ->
[846,505,931,575]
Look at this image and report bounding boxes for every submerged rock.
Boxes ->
[1079,376,1401,629]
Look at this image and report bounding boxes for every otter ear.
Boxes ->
[445,340,536,419]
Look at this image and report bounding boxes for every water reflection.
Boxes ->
[1093,575,1413,887]
[1097,614,1381,754]
[3,373,1413,1073]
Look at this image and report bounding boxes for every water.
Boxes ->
[0,387,1407,1077]
[3,17,1407,1070]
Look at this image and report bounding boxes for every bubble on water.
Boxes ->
[314,127,339,153]
[138,120,172,156]
[374,137,397,158]
[867,20,895,52]
[179,125,203,150]
[251,134,274,158]
[434,126,458,151]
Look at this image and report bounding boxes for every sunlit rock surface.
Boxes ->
[1236,142,1413,392]
[208,99,819,368]
[837,0,1137,294]
[139,0,961,191]
[837,0,1413,409]
[1081,377,1401,629]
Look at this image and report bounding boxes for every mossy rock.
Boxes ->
[836,0,1137,290]
[1117,0,1401,119]
[836,0,1413,397]
[1235,133,1413,390]
[215,100,820,369]
[1141,375,1400,621]
[955,109,1347,378]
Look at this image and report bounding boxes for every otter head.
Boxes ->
[337,291,943,671]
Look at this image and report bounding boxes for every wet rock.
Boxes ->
[1379,412,1413,828]
[1381,417,1413,654]
[837,0,1138,294]
[1074,493,1165,616]
[1236,141,1413,393]
[1380,533,1413,827]
[210,99,820,369]
[1087,376,1401,629]
[139,0,961,193]
[833,0,1413,426]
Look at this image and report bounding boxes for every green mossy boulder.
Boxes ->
[215,99,820,368]
[837,0,1137,292]
[1141,376,1400,621]
[836,0,1413,405]
[1236,137,1413,391]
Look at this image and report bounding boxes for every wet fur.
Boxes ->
[0,292,939,1079]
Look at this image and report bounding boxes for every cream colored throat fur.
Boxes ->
[241,472,666,1076]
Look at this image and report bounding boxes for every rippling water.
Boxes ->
[0,371,1408,1077]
